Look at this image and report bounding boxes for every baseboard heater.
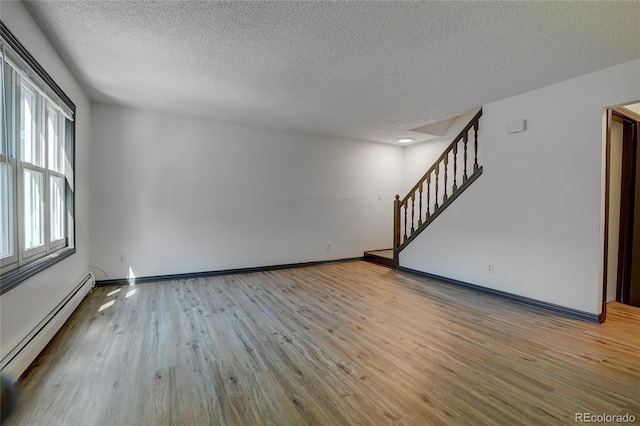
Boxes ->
[1,272,95,382]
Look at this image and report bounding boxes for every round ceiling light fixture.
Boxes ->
[397,137,413,144]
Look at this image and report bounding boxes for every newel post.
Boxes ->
[393,195,400,251]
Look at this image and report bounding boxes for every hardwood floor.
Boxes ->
[4,261,640,425]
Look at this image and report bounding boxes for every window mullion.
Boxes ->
[13,71,24,264]
[41,93,50,255]
[16,74,25,261]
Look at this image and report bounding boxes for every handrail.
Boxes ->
[399,109,482,205]
[394,109,483,255]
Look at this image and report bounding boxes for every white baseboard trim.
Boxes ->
[1,272,94,382]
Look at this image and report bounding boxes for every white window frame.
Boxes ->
[1,22,76,292]
[0,158,17,268]
[17,79,48,263]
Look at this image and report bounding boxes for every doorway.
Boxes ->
[604,103,640,315]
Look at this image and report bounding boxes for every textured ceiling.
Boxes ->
[21,1,640,144]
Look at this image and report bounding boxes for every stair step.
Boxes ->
[364,249,397,268]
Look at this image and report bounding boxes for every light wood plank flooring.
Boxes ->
[4,261,640,425]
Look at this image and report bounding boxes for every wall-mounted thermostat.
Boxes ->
[507,119,526,134]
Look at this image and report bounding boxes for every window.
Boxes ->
[1,22,76,292]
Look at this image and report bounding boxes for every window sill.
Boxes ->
[0,247,75,295]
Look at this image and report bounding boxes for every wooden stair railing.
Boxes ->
[394,109,483,257]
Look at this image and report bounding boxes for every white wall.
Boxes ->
[0,1,92,370]
[400,59,640,315]
[90,104,403,279]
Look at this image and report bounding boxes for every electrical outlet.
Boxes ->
[120,253,126,263]
[487,263,494,273]
[326,242,331,251]
[378,192,382,200]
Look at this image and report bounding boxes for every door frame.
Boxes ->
[602,105,640,320]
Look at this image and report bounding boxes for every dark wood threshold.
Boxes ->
[397,266,603,324]
[96,257,363,287]
[364,249,397,268]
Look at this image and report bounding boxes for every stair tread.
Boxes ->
[364,249,394,260]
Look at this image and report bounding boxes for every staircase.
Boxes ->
[364,109,483,268]
[363,249,396,268]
